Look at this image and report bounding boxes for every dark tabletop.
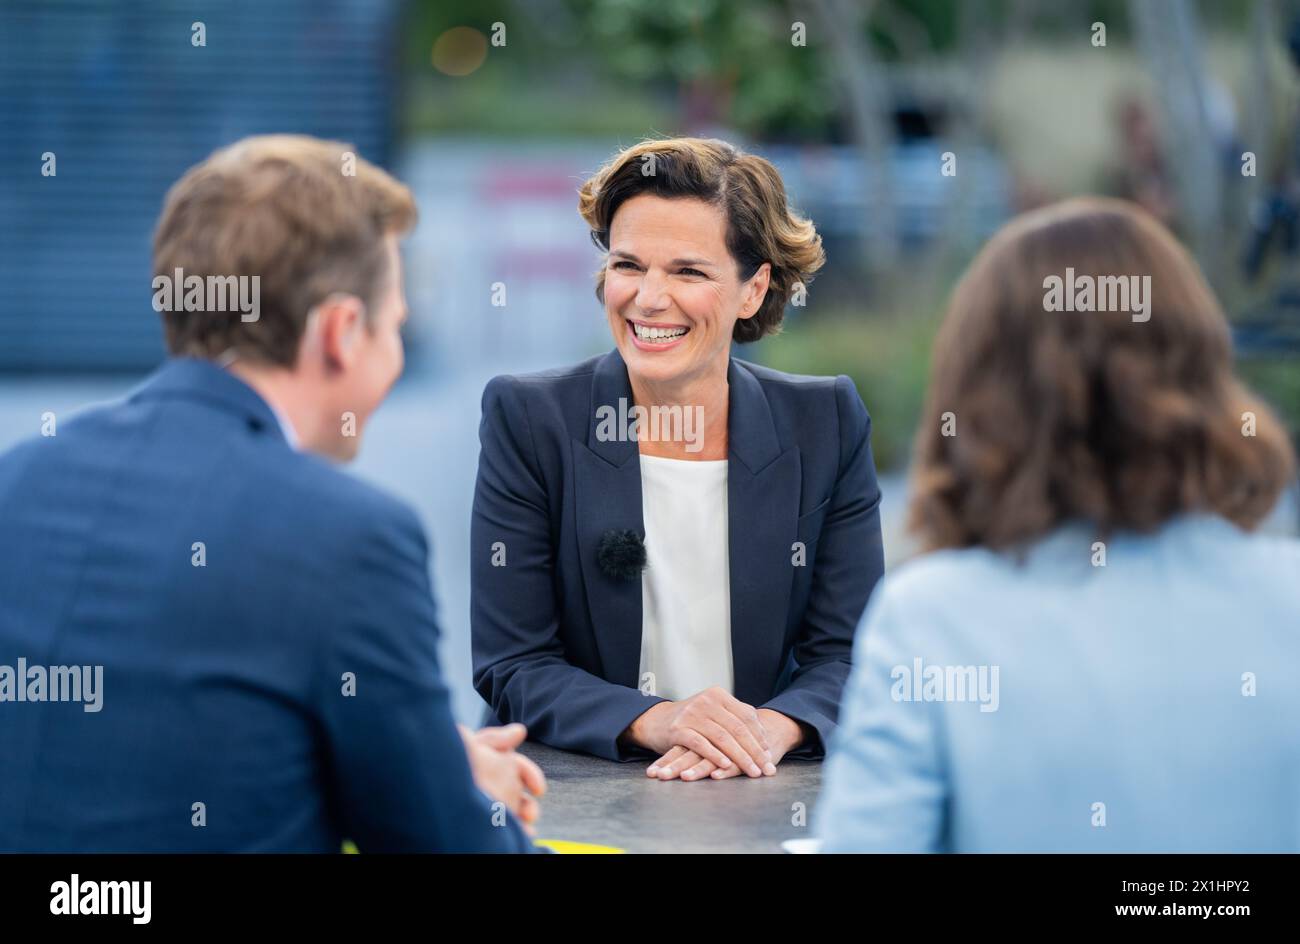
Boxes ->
[519,741,823,854]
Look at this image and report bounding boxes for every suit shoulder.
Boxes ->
[254,448,422,541]
[854,548,1009,660]
[881,548,1007,608]
[486,354,601,395]
[736,359,870,452]
[480,356,604,448]
[736,357,841,391]
[737,358,864,414]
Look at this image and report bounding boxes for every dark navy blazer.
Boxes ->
[471,349,885,761]
[0,358,533,853]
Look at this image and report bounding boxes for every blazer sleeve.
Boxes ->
[471,375,668,762]
[760,374,886,759]
[814,581,947,852]
[316,497,537,853]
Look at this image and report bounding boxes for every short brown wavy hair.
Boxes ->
[577,137,824,343]
[154,135,416,367]
[909,197,1295,552]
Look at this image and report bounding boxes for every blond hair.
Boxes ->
[153,134,416,366]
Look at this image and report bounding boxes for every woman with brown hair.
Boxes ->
[816,197,1300,851]
[471,138,886,780]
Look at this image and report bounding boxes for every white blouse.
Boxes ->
[637,454,734,702]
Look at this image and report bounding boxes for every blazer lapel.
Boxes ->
[572,351,801,702]
[726,359,801,706]
[573,350,645,689]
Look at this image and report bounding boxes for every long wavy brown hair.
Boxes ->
[909,197,1295,552]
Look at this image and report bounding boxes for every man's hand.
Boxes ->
[645,708,805,781]
[458,722,547,831]
[624,687,775,779]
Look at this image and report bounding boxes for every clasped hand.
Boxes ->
[458,722,547,833]
[626,686,803,782]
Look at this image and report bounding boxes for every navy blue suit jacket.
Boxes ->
[0,358,533,853]
[471,349,885,761]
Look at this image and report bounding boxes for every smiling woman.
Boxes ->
[470,137,885,784]
[581,137,825,341]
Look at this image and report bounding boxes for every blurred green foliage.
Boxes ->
[572,0,836,139]
[1239,357,1300,443]
[400,0,1261,140]
[758,306,1300,475]
[753,304,945,471]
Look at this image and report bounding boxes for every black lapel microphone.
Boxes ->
[597,529,647,581]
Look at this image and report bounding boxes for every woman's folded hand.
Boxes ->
[644,707,803,781]
[626,688,801,780]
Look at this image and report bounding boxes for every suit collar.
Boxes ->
[587,348,638,467]
[577,348,799,702]
[129,357,288,445]
[724,356,783,474]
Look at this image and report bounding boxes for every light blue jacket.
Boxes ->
[816,514,1300,852]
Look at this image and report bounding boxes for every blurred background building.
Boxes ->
[2,0,1298,723]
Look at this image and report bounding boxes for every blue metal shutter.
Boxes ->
[0,0,401,370]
